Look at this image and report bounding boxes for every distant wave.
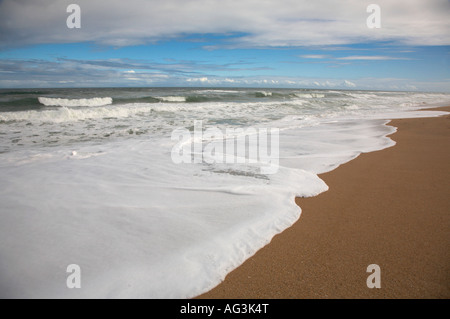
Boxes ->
[38,97,113,107]
[255,91,273,97]
[157,96,186,102]
[156,95,219,103]
[294,93,325,98]
[114,96,160,104]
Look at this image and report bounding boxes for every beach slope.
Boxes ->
[198,106,450,299]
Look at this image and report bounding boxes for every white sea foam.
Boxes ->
[294,93,325,98]
[0,89,449,298]
[0,105,153,123]
[157,96,186,102]
[38,97,113,107]
[255,91,273,97]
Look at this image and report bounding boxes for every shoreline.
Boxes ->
[198,106,450,299]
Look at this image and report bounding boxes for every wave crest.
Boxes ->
[157,96,186,102]
[38,97,113,107]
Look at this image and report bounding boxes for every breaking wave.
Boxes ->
[38,97,113,107]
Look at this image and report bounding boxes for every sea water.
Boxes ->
[0,88,449,298]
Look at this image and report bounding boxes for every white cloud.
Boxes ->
[343,80,356,87]
[337,56,413,61]
[1,0,449,49]
[299,55,329,59]
[186,77,209,83]
[1,58,449,92]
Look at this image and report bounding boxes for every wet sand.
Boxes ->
[198,106,450,299]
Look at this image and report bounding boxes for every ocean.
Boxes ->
[0,87,449,298]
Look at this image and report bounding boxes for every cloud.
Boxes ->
[343,80,356,87]
[1,57,449,92]
[0,0,449,50]
[0,58,179,87]
[187,77,209,83]
[336,55,413,61]
[1,60,449,92]
[299,55,329,59]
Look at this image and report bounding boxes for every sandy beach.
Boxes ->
[198,106,450,299]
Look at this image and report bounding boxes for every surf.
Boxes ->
[38,96,113,107]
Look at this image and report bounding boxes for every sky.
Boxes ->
[0,0,449,91]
